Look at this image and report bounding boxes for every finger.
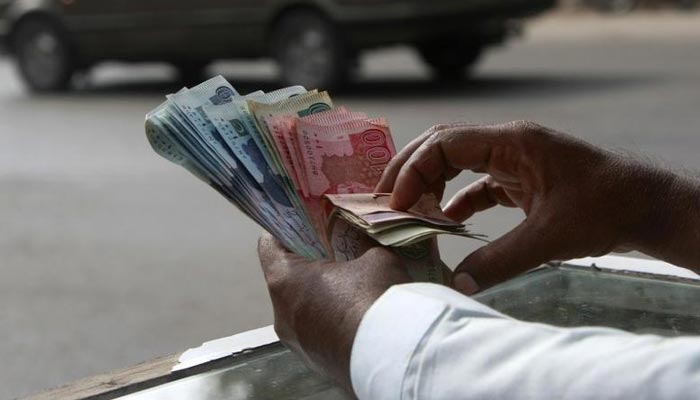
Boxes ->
[443,176,518,222]
[376,126,440,193]
[257,233,296,272]
[376,123,474,193]
[428,180,447,203]
[452,218,561,294]
[390,124,502,210]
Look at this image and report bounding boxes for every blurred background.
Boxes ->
[1,0,699,398]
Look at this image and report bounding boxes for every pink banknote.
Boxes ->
[295,118,396,197]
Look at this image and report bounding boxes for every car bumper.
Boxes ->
[333,0,555,48]
[335,0,554,23]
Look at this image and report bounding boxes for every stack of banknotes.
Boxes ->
[145,76,483,281]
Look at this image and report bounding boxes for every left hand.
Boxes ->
[257,233,412,394]
[375,121,682,293]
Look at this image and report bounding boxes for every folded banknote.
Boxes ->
[324,193,487,247]
[145,76,484,282]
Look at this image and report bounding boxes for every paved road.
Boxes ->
[2,13,700,399]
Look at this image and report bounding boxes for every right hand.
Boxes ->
[377,121,677,294]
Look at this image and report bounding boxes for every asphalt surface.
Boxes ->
[2,12,700,399]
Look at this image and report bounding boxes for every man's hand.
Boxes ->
[377,121,700,294]
[258,233,411,394]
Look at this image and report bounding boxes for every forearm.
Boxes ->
[423,309,700,400]
[352,283,700,400]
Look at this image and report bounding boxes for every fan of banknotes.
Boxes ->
[145,75,484,264]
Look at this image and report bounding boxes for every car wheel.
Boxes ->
[417,39,483,82]
[271,10,350,90]
[12,18,75,92]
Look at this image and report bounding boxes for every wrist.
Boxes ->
[646,173,700,269]
[618,159,674,249]
[623,161,700,269]
[304,285,377,395]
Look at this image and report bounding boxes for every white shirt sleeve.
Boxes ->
[350,283,700,400]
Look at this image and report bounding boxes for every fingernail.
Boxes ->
[453,273,479,295]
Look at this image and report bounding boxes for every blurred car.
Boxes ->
[0,0,554,92]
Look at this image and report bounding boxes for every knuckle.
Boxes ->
[420,129,441,147]
[510,120,540,133]
[423,129,446,146]
[428,124,449,133]
[427,124,460,138]
[508,120,551,145]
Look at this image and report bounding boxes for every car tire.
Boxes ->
[417,39,483,82]
[12,18,76,92]
[270,10,351,90]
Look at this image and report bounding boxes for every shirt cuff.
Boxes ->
[350,283,505,400]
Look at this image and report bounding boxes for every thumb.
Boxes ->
[258,233,299,272]
[452,219,560,294]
